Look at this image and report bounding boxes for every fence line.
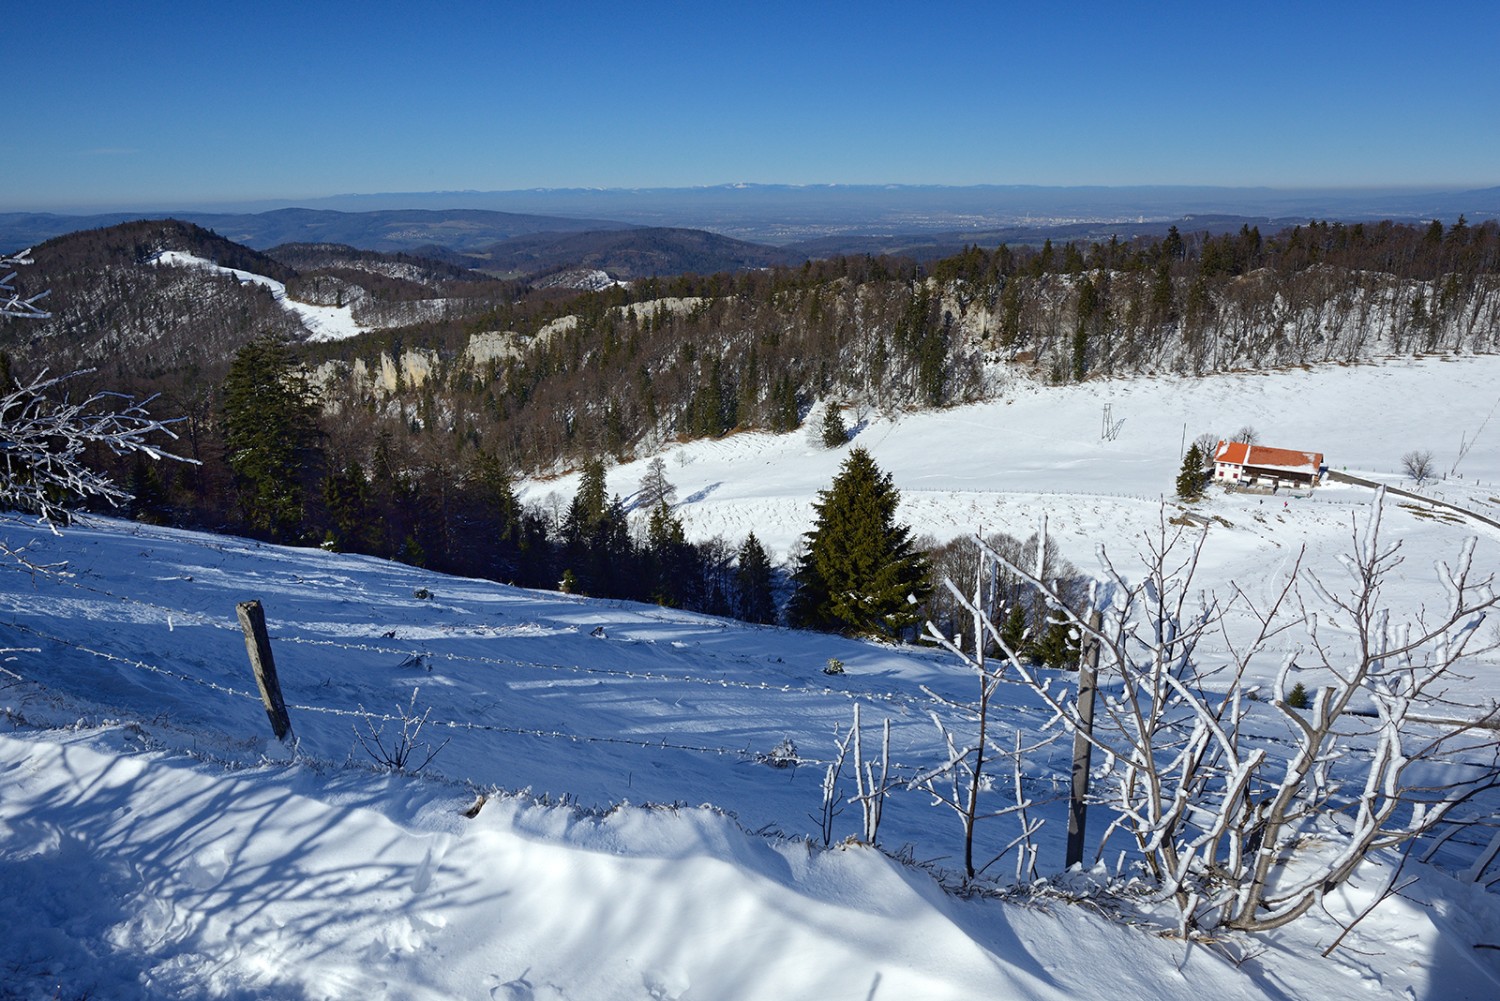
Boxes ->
[0,618,953,773]
[0,563,955,716]
[7,616,1498,859]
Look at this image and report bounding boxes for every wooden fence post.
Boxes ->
[236,599,293,743]
[1065,608,1102,869]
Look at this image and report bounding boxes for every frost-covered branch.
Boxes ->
[1,249,50,320]
[850,703,891,845]
[941,492,1500,935]
[0,368,194,528]
[813,723,853,846]
[917,545,1062,880]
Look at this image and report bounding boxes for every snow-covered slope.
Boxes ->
[5,354,1500,999]
[4,513,1499,1000]
[523,354,1500,563]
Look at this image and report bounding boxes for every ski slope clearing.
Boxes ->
[150,250,368,342]
[4,355,1500,998]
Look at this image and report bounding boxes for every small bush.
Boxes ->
[1285,681,1310,709]
[823,657,845,675]
[763,737,798,768]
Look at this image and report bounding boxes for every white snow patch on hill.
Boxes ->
[151,249,369,342]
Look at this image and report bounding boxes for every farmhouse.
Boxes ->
[1214,441,1325,490]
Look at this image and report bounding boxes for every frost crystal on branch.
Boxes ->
[0,253,192,542]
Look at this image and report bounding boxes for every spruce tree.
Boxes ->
[820,404,848,449]
[561,458,632,596]
[644,499,690,606]
[322,461,373,552]
[734,531,776,624]
[999,603,1028,658]
[465,450,523,579]
[1176,443,1209,500]
[790,446,930,638]
[221,334,321,541]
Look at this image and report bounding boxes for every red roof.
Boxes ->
[1215,441,1323,472]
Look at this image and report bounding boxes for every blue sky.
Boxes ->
[7,1,1498,211]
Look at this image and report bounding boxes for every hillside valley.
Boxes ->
[4,216,1500,606]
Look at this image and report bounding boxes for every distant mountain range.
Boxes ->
[8,182,1497,249]
[0,207,636,257]
[262,183,1500,238]
[4,182,1498,281]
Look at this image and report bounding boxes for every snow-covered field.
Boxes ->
[5,355,1500,999]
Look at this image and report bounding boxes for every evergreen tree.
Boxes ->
[126,453,170,524]
[734,531,776,624]
[1032,618,1080,668]
[322,461,373,552]
[768,374,800,433]
[1176,443,1209,500]
[790,446,930,638]
[999,603,1028,657]
[564,458,609,535]
[221,334,321,541]
[820,403,848,449]
[561,458,632,596]
[644,499,690,606]
[464,450,523,579]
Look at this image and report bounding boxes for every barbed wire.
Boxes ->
[0,555,964,717]
[0,618,953,773]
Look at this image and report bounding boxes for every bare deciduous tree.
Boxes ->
[940,492,1500,933]
[914,544,1059,881]
[1402,448,1435,484]
[636,455,677,508]
[1,256,192,568]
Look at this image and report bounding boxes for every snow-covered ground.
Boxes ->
[5,355,1500,999]
[522,354,1500,563]
[150,250,369,342]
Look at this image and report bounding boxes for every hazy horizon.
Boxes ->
[12,3,1498,212]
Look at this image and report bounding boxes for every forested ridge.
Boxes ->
[300,217,1500,474]
[4,215,1499,628]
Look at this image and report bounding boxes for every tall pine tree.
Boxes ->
[790,447,929,638]
[221,334,321,541]
[734,531,776,624]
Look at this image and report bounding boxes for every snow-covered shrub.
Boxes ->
[352,687,449,774]
[939,492,1500,933]
[762,736,799,768]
